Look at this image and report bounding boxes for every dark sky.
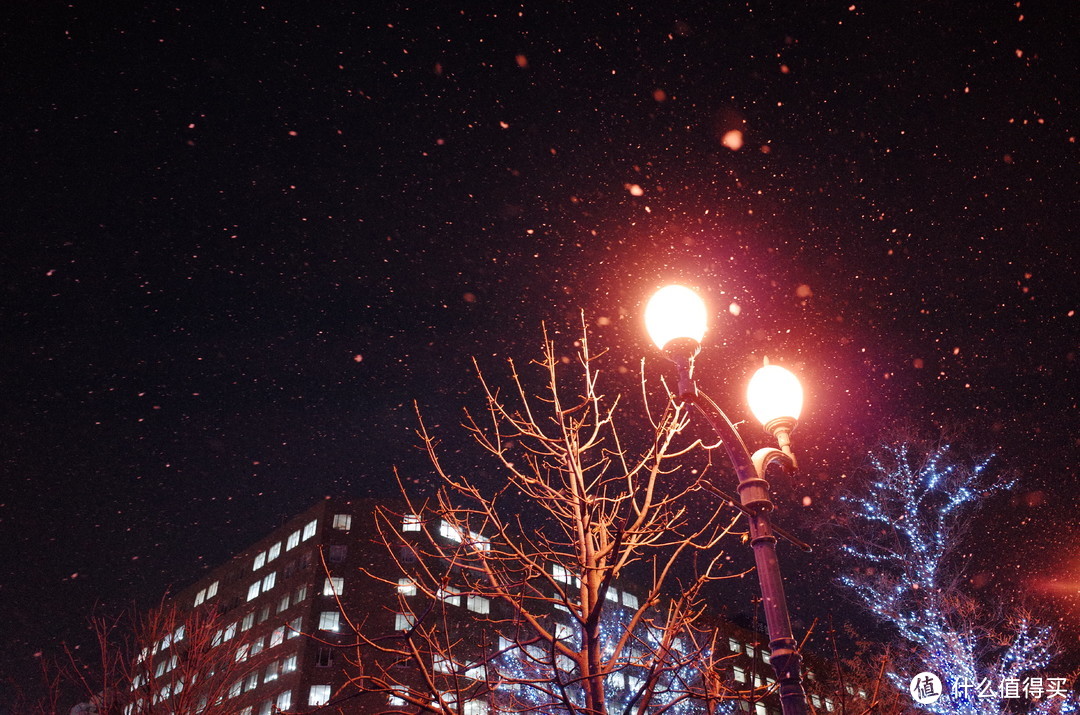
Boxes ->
[2,0,1077,696]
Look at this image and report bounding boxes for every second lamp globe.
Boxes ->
[747,364,804,429]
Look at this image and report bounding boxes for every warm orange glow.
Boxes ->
[644,285,707,351]
[747,365,803,425]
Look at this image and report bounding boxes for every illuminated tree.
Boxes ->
[340,322,751,714]
[838,438,1078,714]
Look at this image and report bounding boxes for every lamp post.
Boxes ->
[645,285,810,715]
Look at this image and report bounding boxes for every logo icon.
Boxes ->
[910,671,943,704]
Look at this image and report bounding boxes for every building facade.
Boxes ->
[143,498,862,715]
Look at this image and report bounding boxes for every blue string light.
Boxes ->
[840,443,1077,714]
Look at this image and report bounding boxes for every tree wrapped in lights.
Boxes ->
[838,438,1078,714]
[343,322,748,714]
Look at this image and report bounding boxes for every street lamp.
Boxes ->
[645,284,810,715]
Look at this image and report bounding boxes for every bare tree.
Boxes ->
[47,602,258,715]
[339,321,751,714]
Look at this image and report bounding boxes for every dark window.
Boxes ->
[315,647,334,667]
[327,545,347,563]
[258,605,270,623]
[300,551,314,569]
[283,561,295,578]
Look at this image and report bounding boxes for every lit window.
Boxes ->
[244,673,258,692]
[194,589,206,607]
[733,666,746,683]
[439,521,462,543]
[288,616,302,637]
[397,578,416,596]
[402,514,422,532]
[247,582,261,602]
[254,551,266,571]
[302,519,317,541]
[206,581,219,598]
[433,654,454,674]
[276,690,291,712]
[240,707,253,715]
[236,644,250,662]
[466,594,490,614]
[224,622,237,642]
[324,577,344,597]
[756,703,767,715]
[825,698,835,712]
[229,680,242,699]
[394,612,416,631]
[753,674,763,688]
[282,654,298,673]
[262,571,276,592]
[554,601,570,612]
[468,530,491,551]
[465,662,486,680]
[807,670,816,681]
[154,661,165,677]
[295,584,308,602]
[729,637,740,652]
[319,611,340,632]
[270,626,285,648]
[332,514,352,531]
[552,564,571,583]
[265,660,279,682]
[388,686,407,707]
[464,700,488,715]
[212,630,223,647]
[761,648,770,661]
[160,634,171,651]
[609,671,626,689]
[745,644,756,659]
[309,685,332,707]
[286,530,300,551]
[553,622,572,640]
[622,592,639,609]
[251,637,265,656]
[173,625,184,643]
[811,695,822,708]
[258,699,272,715]
[267,542,281,562]
[437,585,460,606]
[277,595,290,613]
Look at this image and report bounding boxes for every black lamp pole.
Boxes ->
[663,341,810,715]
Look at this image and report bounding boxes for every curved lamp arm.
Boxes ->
[752,447,796,478]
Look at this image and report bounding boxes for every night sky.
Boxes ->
[3,0,1078,696]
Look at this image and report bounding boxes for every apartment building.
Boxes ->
[140,497,854,715]
[140,498,402,714]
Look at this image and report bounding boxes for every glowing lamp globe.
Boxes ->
[645,285,707,354]
[747,365,803,432]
